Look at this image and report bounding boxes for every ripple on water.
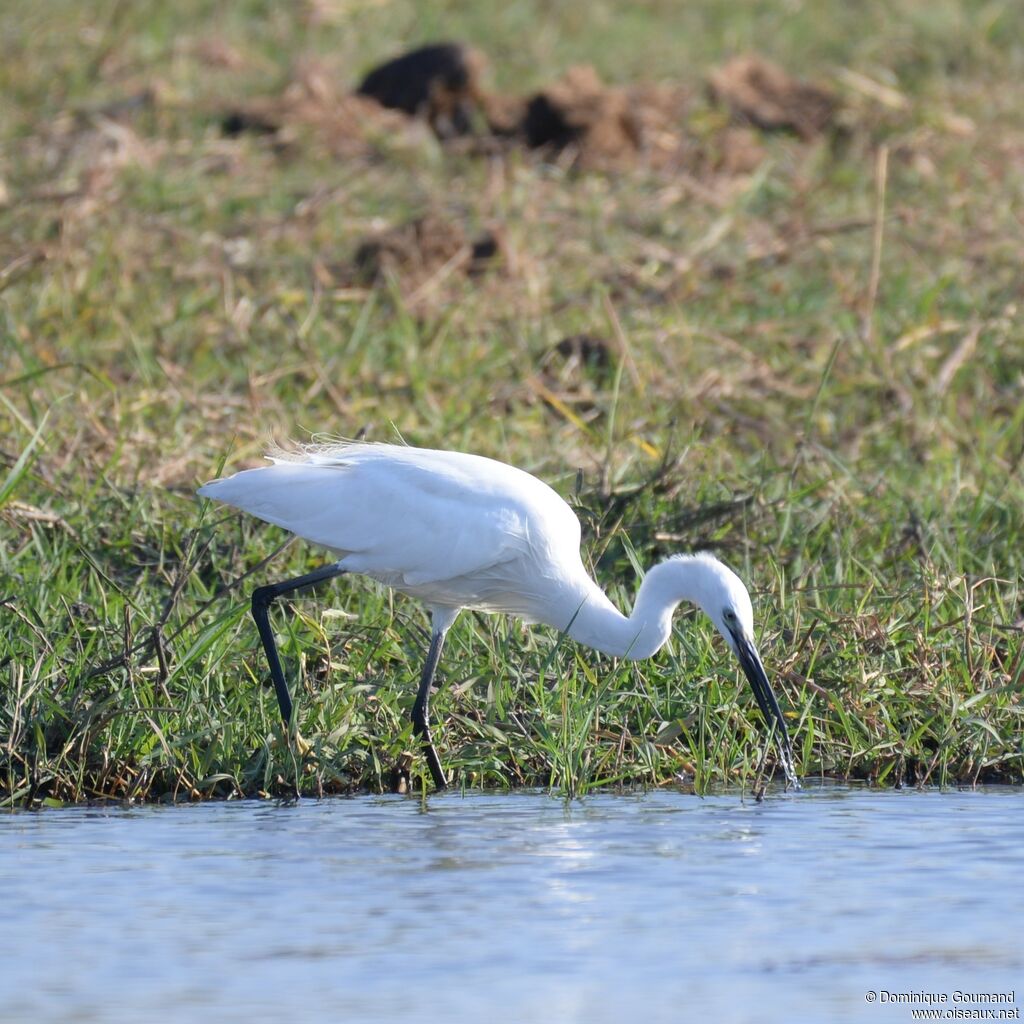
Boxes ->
[1,785,1021,1024]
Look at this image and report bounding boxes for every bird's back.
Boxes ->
[198,442,588,615]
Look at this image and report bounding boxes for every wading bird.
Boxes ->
[199,442,796,789]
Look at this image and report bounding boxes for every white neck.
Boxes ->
[555,559,709,660]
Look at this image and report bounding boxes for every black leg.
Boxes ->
[251,562,347,725]
[411,629,449,791]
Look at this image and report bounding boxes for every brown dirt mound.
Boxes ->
[222,91,417,156]
[353,213,502,287]
[518,69,765,177]
[218,44,826,176]
[356,42,488,138]
[621,83,693,164]
[522,66,641,168]
[707,55,836,139]
[702,126,767,175]
[478,91,528,137]
[220,58,421,156]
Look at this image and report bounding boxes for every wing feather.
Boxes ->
[198,443,566,588]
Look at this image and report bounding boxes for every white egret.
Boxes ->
[198,441,796,789]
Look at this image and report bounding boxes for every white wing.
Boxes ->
[198,443,581,594]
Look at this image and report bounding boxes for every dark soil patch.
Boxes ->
[552,333,613,373]
[221,108,278,137]
[356,42,488,138]
[532,335,615,421]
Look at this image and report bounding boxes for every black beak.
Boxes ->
[730,627,797,785]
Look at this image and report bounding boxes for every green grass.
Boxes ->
[1,0,1022,805]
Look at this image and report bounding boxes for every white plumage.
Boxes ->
[199,441,796,788]
[202,443,579,627]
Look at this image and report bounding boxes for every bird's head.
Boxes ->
[667,554,796,781]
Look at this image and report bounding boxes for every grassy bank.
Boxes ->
[1,0,1022,805]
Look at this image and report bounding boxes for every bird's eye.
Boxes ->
[723,609,736,622]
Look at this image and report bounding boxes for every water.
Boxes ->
[1,786,1021,1024]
